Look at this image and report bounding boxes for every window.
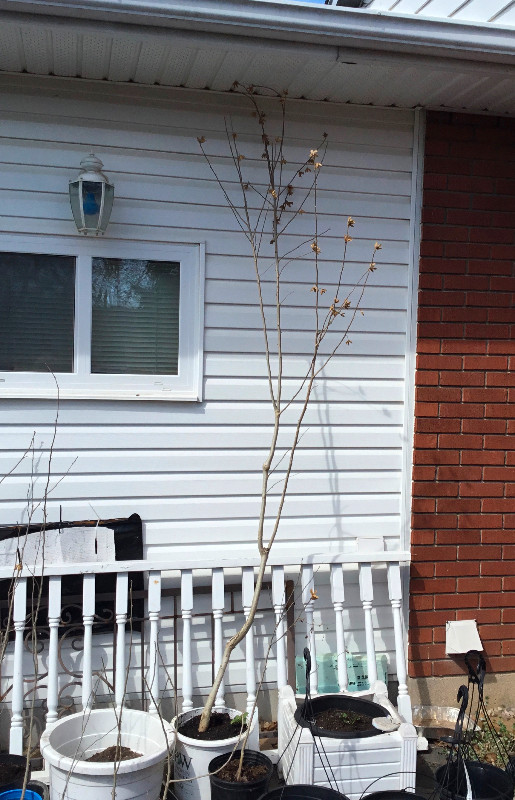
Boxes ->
[0,238,204,400]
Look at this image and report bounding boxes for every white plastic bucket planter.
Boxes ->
[40,708,174,800]
[172,707,256,800]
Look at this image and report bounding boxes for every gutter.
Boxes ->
[1,0,515,66]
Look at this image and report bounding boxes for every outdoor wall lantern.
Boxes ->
[69,153,114,235]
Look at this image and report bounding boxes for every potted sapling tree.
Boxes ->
[171,82,382,800]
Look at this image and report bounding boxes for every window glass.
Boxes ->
[91,258,180,375]
[0,252,75,372]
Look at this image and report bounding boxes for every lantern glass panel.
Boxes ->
[81,180,103,232]
[69,180,83,231]
[99,183,115,233]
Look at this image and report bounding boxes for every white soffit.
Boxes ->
[367,0,515,26]
[1,0,515,113]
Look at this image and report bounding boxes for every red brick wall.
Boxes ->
[410,111,515,678]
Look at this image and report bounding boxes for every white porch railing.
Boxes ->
[0,542,411,756]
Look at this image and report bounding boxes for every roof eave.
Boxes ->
[2,0,515,66]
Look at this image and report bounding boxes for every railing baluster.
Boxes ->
[302,565,317,696]
[147,570,161,716]
[10,577,26,755]
[82,573,95,710]
[388,562,412,721]
[242,567,256,721]
[271,566,287,690]
[212,568,225,710]
[46,576,61,726]
[115,572,128,711]
[181,570,194,712]
[359,563,377,687]
[330,564,348,692]
[1,551,412,747]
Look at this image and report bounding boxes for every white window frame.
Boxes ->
[0,235,205,401]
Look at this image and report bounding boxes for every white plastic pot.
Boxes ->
[172,707,256,800]
[40,707,174,800]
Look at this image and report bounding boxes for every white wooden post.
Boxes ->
[147,570,161,716]
[388,562,412,721]
[359,563,377,686]
[181,570,194,712]
[242,567,256,721]
[115,572,128,711]
[330,563,348,692]
[272,566,287,689]
[46,575,61,726]
[212,568,225,710]
[302,564,317,696]
[10,577,26,755]
[82,573,95,710]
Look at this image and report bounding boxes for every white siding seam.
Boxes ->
[401,107,424,555]
[400,106,425,666]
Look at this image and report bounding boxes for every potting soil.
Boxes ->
[86,746,141,762]
[217,758,269,783]
[313,708,373,733]
[178,713,247,741]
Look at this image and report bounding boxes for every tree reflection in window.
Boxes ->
[92,258,180,375]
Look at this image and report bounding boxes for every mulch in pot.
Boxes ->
[216,757,268,783]
[313,708,374,733]
[179,713,247,742]
[86,746,142,762]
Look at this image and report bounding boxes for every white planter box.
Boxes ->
[278,686,418,800]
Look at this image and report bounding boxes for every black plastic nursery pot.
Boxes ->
[26,780,47,800]
[294,694,389,739]
[209,749,273,800]
[0,755,28,793]
[258,786,350,800]
[436,760,515,800]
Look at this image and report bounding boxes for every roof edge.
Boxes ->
[2,0,515,65]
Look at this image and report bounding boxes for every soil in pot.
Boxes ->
[209,750,273,800]
[0,755,27,791]
[295,694,388,739]
[85,746,142,763]
[217,759,267,782]
[312,708,373,734]
[178,713,247,742]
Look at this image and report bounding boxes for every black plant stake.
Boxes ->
[463,649,514,775]
[437,684,470,800]
[301,648,340,791]
[300,648,315,724]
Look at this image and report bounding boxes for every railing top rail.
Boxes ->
[0,549,411,579]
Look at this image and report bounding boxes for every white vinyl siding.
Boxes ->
[0,78,416,561]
